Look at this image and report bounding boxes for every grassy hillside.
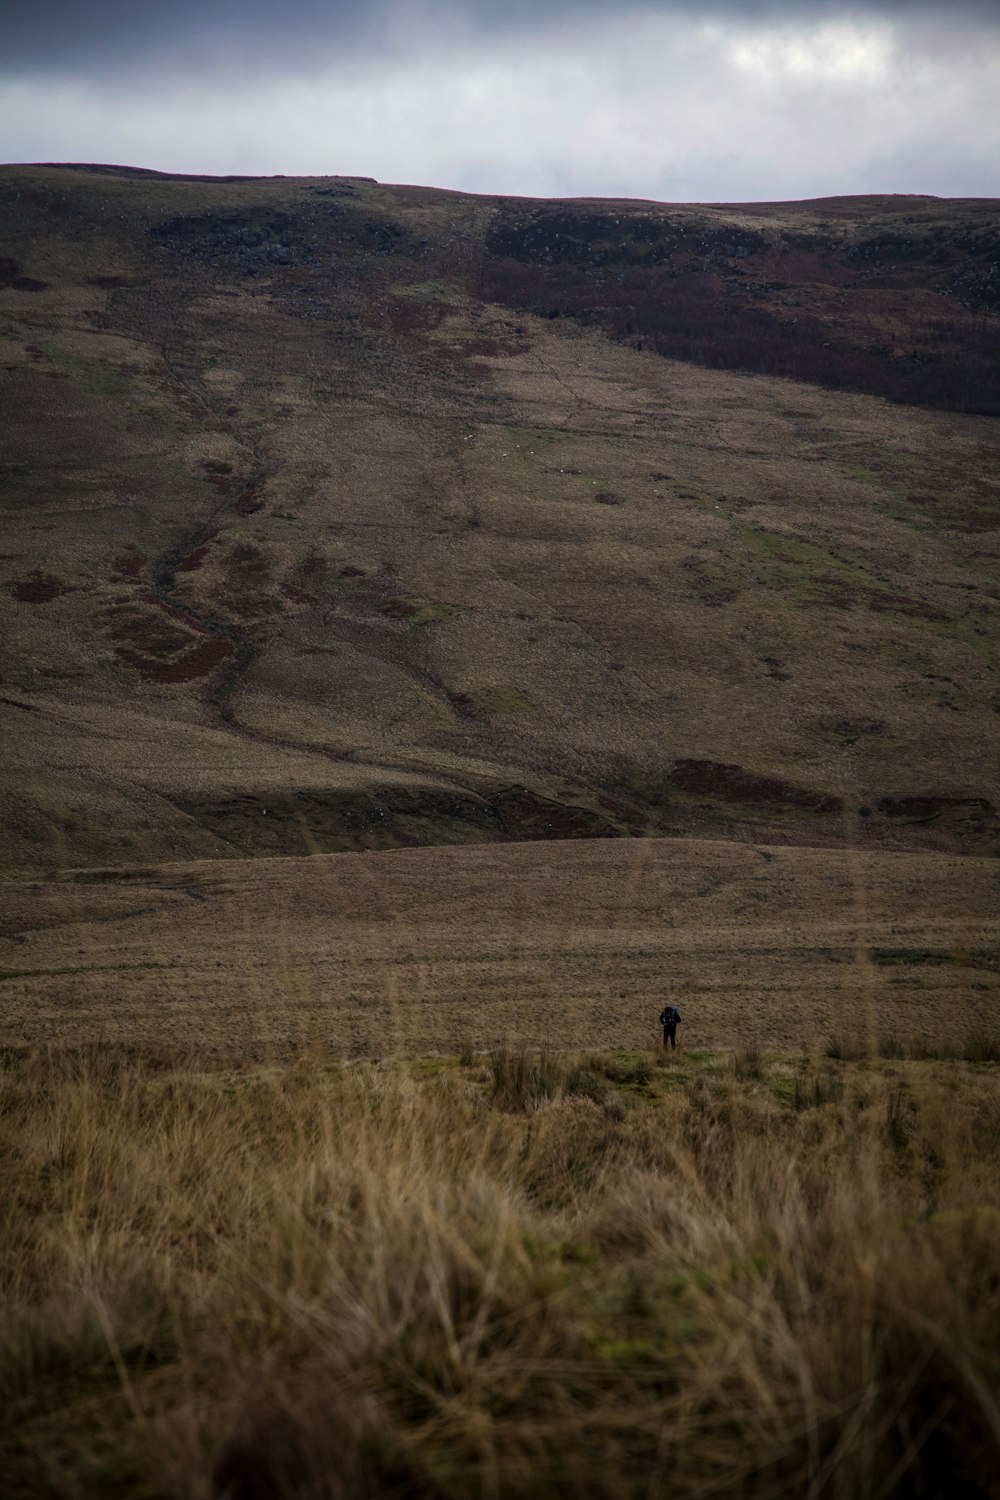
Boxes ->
[1,166,998,870]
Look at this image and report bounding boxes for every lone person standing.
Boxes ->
[659,1001,682,1050]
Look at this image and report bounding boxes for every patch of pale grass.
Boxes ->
[1,1044,999,1496]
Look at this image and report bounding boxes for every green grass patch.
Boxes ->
[690,525,889,610]
[689,521,994,667]
[473,685,534,715]
[125,400,175,421]
[383,595,462,624]
[808,715,886,746]
[503,425,570,458]
[40,344,136,396]
[829,444,1000,546]
[900,674,974,712]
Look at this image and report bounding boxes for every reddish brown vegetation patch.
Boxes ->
[0,258,48,292]
[280,581,315,606]
[112,548,146,580]
[795,574,949,620]
[381,598,418,619]
[672,760,843,813]
[176,543,212,573]
[909,488,1000,533]
[115,634,234,683]
[104,594,235,682]
[595,791,643,821]
[490,788,630,840]
[385,299,451,344]
[867,591,949,622]
[295,552,325,583]
[482,205,1000,414]
[878,794,994,822]
[199,463,266,513]
[943,510,999,533]
[10,571,75,603]
[198,459,235,487]
[873,794,999,854]
[385,298,524,370]
[340,565,366,578]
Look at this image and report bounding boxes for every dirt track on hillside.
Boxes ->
[2,838,997,1060]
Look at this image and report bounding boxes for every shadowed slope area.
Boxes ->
[1,167,998,869]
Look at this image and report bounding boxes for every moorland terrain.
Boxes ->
[1,164,999,1052]
[2,164,1000,1498]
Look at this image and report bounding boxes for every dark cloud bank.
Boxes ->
[2,0,997,71]
[1,1,998,200]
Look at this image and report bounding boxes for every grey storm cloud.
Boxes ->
[1,1,998,200]
[2,0,997,73]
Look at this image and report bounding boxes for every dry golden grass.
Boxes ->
[2,839,997,1060]
[2,1042,999,1497]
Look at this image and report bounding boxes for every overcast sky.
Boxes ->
[1,1,998,201]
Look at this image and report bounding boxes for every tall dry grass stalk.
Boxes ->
[2,1044,999,1497]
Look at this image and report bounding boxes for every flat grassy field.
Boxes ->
[2,1043,998,1497]
[2,839,997,1059]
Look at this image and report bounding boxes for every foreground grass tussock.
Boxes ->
[2,1045,1000,1498]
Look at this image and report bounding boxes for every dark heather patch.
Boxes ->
[116,635,234,684]
[112,548,146,580]
[176,543,212,573]
[11,571,75,603]
[671,759,842,813]
[878,795,995,822]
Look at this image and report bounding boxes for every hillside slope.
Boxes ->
[1,166,998,870]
